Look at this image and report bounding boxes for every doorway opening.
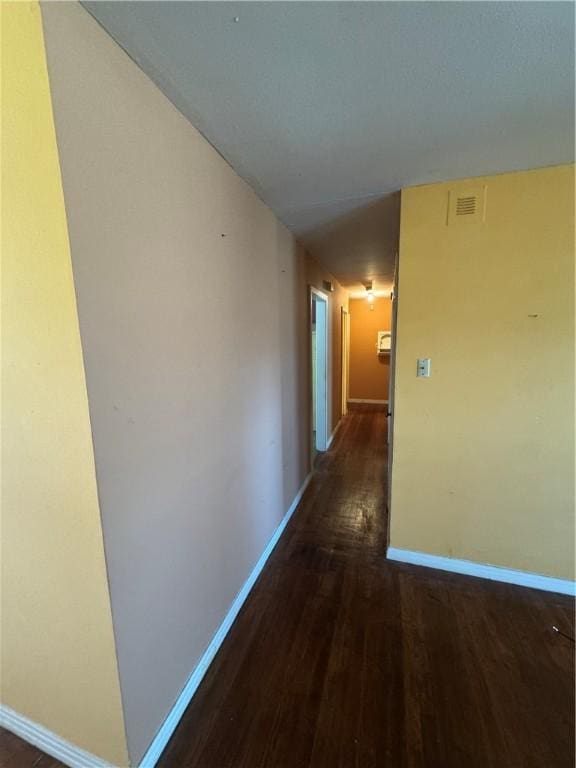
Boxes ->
[310,287,329,461]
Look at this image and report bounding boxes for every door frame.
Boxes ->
[310,286,329,458]
[386,254,400,533]
[340,306,349,417]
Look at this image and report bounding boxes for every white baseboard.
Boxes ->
[326,419,342,449]
[347,398,388,405]
[139,471,313,768]
[387,547,576,596]
[0,705,115,768]
[1,474,314,768]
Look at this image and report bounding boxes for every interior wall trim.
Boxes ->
[1,473,314,768]
[0,705,114,768]
[348,398,388,405]
[387,547,576,596]
[138,471,314,768]
[326,418,342,449]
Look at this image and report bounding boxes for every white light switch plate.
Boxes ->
[417,358,431,377]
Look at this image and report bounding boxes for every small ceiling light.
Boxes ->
[365,281,375,303]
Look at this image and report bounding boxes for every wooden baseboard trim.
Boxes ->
[347,398,388,405]
[387,547,576,596]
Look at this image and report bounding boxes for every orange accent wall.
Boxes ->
[349,297,392,401]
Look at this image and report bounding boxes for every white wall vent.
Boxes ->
[447,186,487,225]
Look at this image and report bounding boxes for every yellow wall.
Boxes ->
[0,4,128,763]
[349,297,391,401]
[391,165,575,581]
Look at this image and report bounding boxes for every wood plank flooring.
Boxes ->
[0,726,64,768]
[158,405,574,768]
[2,405,574,767]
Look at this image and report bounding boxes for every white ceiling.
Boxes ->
[83,1,574,292]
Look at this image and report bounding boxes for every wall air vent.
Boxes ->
[447,186,487,226]
[456,195,477,216]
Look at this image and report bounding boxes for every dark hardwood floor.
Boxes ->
[158,405,574,768]
[2,405,574,767]
[0,727,64,768]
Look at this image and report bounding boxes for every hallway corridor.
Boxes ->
[1,407,573,768]
[156,405,574,768]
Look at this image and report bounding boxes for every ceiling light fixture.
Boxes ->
[365,281,375,304]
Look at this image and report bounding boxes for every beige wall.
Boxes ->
[0,4,128,764]
[349,297,391,401]
[41,3,346,763]
[276,229,311,511]
[390,165,575,580]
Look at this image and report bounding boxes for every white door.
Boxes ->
[310,287,329,456]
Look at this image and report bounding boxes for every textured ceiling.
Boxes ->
[84,1,574,291]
